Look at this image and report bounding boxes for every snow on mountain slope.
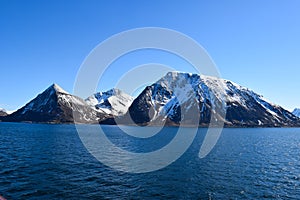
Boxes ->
[3,84,109,123]
[86,88,134,116]
[52,83,69,94]
[2,74,299,127]
[292,108,300,117]
[127,72,300,127]
[19,84,84,115]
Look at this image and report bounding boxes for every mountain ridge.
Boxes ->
[1,72,300,127]
[125,72,300,127]
[1,84,110,124]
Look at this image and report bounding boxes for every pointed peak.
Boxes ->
[48,83,69,94]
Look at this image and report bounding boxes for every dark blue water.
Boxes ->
[0,123,299,199]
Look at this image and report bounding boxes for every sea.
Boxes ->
[0,122,299,199]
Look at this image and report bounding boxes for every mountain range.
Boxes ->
[1,72,299,127]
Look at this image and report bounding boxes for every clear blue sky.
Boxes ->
[1,0,300,111]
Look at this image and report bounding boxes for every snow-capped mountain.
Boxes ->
[292,108,300,117]
[126,72,300,127]
[86,88,133,116]
[0,108,7,117]
[2,84,110,123]
[2,73,300,127]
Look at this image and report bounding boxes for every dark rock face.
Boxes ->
[126,72,300,127]
[126,72,223,126]
[2,84,110,124]
[128,86,157,124]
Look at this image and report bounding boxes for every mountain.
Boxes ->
[126,72,300,127]
[292,108,300,117]
[0,108,7,117]
[2,84,110,123]
[2,73,299,127]
[85,88,133,116]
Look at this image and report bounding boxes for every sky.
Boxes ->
[0,0,300,111]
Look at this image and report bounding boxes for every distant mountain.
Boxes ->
[2,84,110,123]
[292,108,300,117]
[86,88,133,116]
[126,72,300,127]
[0,108,7,117]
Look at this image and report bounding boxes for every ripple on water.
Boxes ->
[0,124,300,199]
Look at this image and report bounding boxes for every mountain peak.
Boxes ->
[128,71,300,127]
[85,88,134,116]
[104,88,123,95]
[0,108,7,117]
[165,71,194,78]
[49,83,69,94]
[292,108,300,117]
[164,71,225,82]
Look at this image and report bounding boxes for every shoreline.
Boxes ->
[1,120,300,128]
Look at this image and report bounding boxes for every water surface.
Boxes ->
[0,123,299,199]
